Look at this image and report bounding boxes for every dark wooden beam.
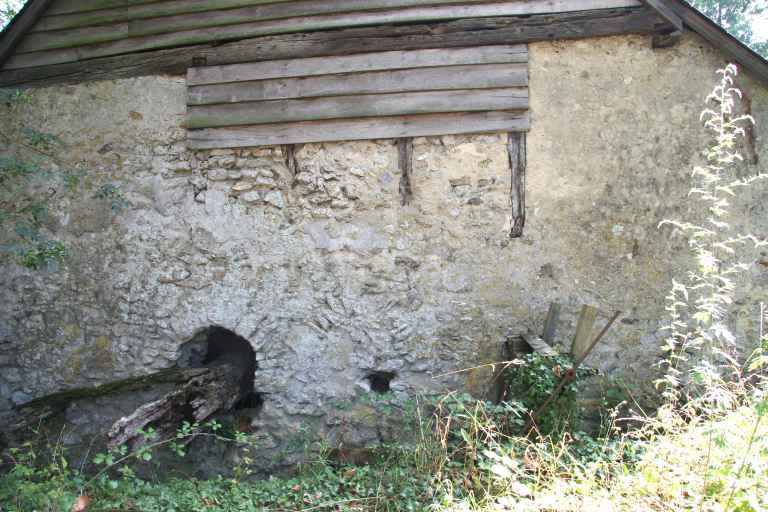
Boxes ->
[398,138,414,206]
[640,0,682,33]
[0,0,55,69]
[507,131,526,238]
[0,8,670,88]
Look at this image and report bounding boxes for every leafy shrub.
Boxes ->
[504,353,595,435]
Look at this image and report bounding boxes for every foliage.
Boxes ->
[504,353,595,436]
[690,0,768,58]
[0,0,23,30]
[0,418,435,512]
[657,63,766,406]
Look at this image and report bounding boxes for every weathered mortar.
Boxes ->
[0,33,766,467]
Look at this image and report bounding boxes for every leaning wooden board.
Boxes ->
[3,0,642,69]
[186,44,530,148]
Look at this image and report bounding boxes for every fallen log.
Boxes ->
[107,355,248,449]
[3,354,251,453]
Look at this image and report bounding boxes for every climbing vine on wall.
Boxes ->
[0,89,125,270]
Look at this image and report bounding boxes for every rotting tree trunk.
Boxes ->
[108,356,248,449]
[6,355,250,451]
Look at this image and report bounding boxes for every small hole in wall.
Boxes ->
[366,371,395,394]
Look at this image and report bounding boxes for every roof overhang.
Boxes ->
[0,0,766,87]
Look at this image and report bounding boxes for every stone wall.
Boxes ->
[1,32,767,465]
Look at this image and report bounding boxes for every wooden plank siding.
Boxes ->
[0,9,671,88]
[187,111,531,149]
[187,63,527,105]
[187,45,528,86]
[4,0,643,70]
[186,44,529,148]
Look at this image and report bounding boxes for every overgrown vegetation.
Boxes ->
[1,67,766,512]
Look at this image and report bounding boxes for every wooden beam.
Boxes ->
[187,88,528,128]
[0,0,55,69]
[0,9,670,87]
[571,305,599,360]
[398,138,414,205]
[187,44,526,85]
[507,131,526,238]
[542,302,561,344]
[187,110,530,149]
[640,0,682,33]
[6,0,642,67]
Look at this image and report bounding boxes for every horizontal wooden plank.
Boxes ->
[20,23,130,51]
[187,87,528,128]
[7,0,641,68]
[188,45,526,86]
[35,0,493,32]
[188,63,527,105]
[0,9,670,87]
[46,0,199,15]
[187,110,530,148]
[27,0,497,50]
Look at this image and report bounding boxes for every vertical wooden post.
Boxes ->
[282,144,300,177]
[571,305,599,360]
[507,132,526,238]
[398,137,414,206]
[542,302,561,344]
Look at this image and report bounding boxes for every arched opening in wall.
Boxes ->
[366,371,395,394]
[177,326,258,410]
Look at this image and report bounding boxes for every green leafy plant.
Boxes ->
[505,353,595,435]
[657,64,766,409]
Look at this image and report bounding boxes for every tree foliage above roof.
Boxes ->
[689,0,768,57]
[0,0,23,30]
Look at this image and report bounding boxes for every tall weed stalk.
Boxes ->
[657,64,766,410]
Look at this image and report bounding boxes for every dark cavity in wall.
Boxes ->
[366,371,395,394]
[178,326,257,398]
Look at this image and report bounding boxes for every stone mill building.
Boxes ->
[0,0,767,472]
